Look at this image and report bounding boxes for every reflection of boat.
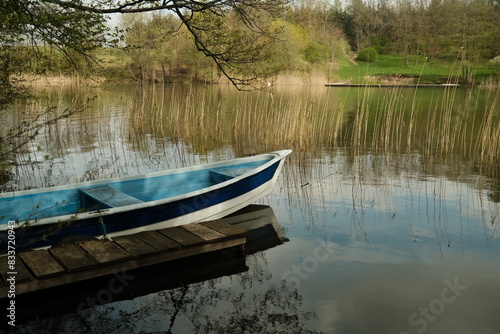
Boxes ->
[0,150,291,252]
[220,204,288,254]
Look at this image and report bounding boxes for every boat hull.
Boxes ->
[0,150,291,252]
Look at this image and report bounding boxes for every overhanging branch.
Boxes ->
[36,0,288,89]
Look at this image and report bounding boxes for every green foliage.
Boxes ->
[0,0,113,105]
[0,1,290,90]
[304,42,330,64]
[356,47,378,62]
[266,19,310,72]
[344,0,500,64]
[371,37,388,55]
[337,54,499,84]
[118,8,352,83]
[1,0,499,89]
[0,1,111,62]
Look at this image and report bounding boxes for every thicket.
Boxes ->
[104,2,350,84]
[342,0,500,65]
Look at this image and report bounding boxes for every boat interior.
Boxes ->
[1,162,262,223]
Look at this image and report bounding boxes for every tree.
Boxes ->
[348,0,382,51]
[0,0,113,104]
[35,0,289,89]
[122,13,181,82]
[356,46,378,62]
[331,2,356,50]
[0,0,288,96]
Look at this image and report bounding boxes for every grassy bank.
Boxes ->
[335,54,500,85]
[95,50,499,86]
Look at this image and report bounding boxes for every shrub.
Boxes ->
[356,47,378,62]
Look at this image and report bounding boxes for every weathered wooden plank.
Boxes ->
[79,239,131,264]
[49,244,97,272]
[181,223,226,242]
[0,255,33,284]
[0,221,247,298]
[142,236,247,263]
[0,235,246,297]
[19,250,65,279]
[134,231,181,251]
[112,234,157,257]
[16,256,33,283]
[158,226,203,246]
[202,220,247,237]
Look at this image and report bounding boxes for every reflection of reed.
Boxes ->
[124,83,500,218]
[2,83,498,253]
[128,84,351,161]
[3,82,499,196]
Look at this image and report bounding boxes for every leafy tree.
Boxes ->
[280,0,349,76]
[0,0,113,103]
[122,13,181,82]
[0,0,288,95]
[267,19,311,72]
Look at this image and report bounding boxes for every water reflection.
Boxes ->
[3,83,499,196]
[9,205,317,333]
[280,151,499,248]
[1,83,499,333]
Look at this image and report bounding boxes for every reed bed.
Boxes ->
[3,78,499,192]
[125,82,500,181]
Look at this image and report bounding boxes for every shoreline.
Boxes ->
[325,82,461,88]
[11,73,498,89]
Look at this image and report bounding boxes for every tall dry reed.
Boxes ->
[127,83,499,179]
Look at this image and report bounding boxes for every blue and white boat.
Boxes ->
[0,150,291,252]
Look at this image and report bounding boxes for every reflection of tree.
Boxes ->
[489,190,500,203]
[176,254,317,334]
[183,282,312,333]
[0,108,77,161]
[105,254,318,333]
[14,252,321,334]
[0,161,11,186]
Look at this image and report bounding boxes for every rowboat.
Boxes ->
[0,150,292,253]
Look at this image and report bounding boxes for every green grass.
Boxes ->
[337,54,500,84]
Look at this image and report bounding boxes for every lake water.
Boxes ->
[2,83,500,334]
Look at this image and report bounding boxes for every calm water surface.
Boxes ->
[2,83,499,334]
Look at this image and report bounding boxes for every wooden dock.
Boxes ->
[325,82,460,88]
[0,220,247,298]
